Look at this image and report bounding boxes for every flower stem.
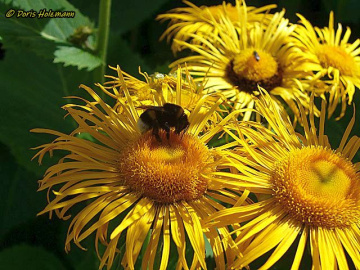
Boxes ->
[95,0,112,85]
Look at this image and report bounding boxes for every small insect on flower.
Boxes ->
[137,103,190,142]
[253,50,260,61]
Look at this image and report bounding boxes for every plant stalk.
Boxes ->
[95,0,112,85]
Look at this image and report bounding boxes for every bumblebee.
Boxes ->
[137,103,189,142]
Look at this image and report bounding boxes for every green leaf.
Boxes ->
[0,244,66,270]
[54,45,102,71]
[0,0,94,58]
[0,143,45,238]
[152,62,171,74]
[1,0,65,10]
[112,0,171,34]
[0,48,93,175]
[107,34,151,76]
[40,1,93,42]
[278,0,303,22]
[55,219,99,270]
[70,0,170,34]
[72,251,99,270]
[0,4,57,58]
[0,0,12,4]
[2,0,92,32]
[66,238,99,270]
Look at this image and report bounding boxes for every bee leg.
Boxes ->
[179,130,185,139]
[177,125,189,139]
[152,127,162,142]
[164,122,171,141]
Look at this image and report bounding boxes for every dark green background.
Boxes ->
[0,0,359,269]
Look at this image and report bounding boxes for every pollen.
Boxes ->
[271,146,360,228]
[317,45,358,76]
[226,49,282,93]
[118,130,213,203]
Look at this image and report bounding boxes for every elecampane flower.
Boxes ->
[104,66,217,110]
[104,66,225,132]
[205,91,360,269]
[170,3,310,121]
[33,66,247,270]
[157,0,276,53]
[291,12,360,119]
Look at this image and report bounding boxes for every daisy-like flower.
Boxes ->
[170,2,310,121]
[104,66,224,131]
[157,0,276,53]
[205,91,360,269]
[32,66,246,269]
[291,12,360,119]
[104,66,214,110]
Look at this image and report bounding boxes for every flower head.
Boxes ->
[291,12,360,119]
[169,3,310,121]
[104,66,226,132]
[158,0,276,53]
[205,91,360,269]
[33,66,247,269]
[105,66,213,109]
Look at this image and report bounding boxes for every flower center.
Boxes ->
[118,130,213,203]
[225,49,282,93]
[317,45,357,76]
[271,146,360,228]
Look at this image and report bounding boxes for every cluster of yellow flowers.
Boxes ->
[33,1,360,269]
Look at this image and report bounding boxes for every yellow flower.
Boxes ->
[157,0,276,53]
[104,66,224,131]
[169,3,310,121]
[105,66,214,109]
[205,91,360,269]
[32,67,245,270]
[292,12,360,119]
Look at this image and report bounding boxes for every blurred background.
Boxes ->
[0,0,359,269]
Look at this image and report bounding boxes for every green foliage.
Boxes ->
[0,3,57,58]
[0,244,67,270]
[54,45,102,70]
[70,0,171,34]
[0,0,359,269]
[0,49,84,174]
[109,0,172,34]
[1,0,92,34]
[0,0,96,67]
[107,34,151,75]
[0,144,42,238]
